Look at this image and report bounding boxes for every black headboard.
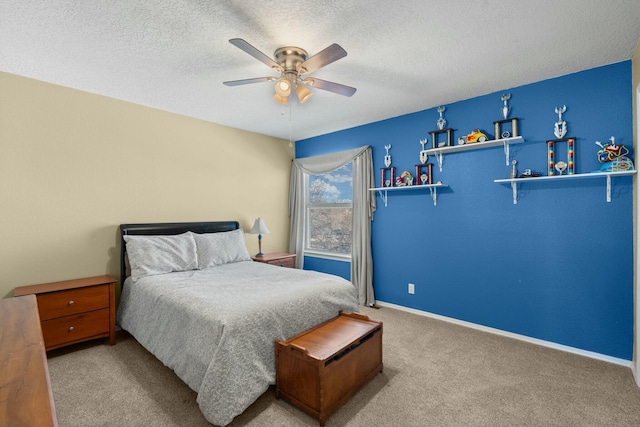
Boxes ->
[119,221,240,285]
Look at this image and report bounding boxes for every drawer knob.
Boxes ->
[68,300,74,305]
[69,326,75,331]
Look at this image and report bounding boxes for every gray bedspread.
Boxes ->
[117,261,359,426]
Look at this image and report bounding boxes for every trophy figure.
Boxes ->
[555,161,567,175]
[501,93,511,119]
[380,144,395,187]
[554,105,567,139]
[494,93,519,139]
[384,144,392,168]
[419,139,428,164]
[510,159,518,179]
[436,106,446,130]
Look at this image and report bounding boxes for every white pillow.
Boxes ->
[191,229,251,269]
[124,232,198,282]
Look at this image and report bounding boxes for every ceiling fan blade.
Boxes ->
[229,38,283,72]
[297,44,347,74]
[303,77,356,97]
[223,77,277,86]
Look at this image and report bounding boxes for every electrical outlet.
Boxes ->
[408,283,415,294]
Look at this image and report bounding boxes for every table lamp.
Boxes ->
[250,218,270,256]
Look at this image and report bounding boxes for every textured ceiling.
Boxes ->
[2,1,640,141]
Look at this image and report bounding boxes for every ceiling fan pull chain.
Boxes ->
[289,104,293,147]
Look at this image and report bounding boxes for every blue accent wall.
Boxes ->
[303,256,351,281]
[296,61,634,360]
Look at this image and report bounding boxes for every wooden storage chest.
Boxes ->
[275,312,383,426]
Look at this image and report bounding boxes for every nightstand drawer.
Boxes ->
[41,308,110,349]
[37,284,109,321]
[14,275,117,351]
[253,253,296,268]
[267,257,295,268]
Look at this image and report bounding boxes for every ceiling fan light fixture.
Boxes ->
[295,83,313,103]
[273,93,288,105]
[226,39,356,105]
[275,79,291,97]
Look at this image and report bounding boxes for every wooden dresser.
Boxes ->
[276,312,383,426]
[252,252,296,268]
[0,295,58,426]
[14,275,117,351]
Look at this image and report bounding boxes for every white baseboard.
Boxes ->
[375,301,632,368]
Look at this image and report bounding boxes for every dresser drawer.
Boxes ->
[267,257,295,268]
[41,308,110,350]
[0,296,57,427]
[37,284,109,321]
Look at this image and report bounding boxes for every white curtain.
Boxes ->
[289,145,376,306]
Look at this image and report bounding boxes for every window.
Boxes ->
[305,162,353,258]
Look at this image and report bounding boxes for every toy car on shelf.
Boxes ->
[519,169,542,178]
[466,129,488,143]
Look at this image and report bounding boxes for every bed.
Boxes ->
[116,221,359,426]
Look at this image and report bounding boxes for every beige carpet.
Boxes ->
[47,306,640,426]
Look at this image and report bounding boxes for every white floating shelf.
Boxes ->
[494,170,636,204]
[369,183,448,207]
[424,136,524,171]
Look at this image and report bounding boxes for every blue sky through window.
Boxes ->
[309,162,352,203]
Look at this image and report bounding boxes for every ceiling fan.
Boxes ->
[223,38,357,105]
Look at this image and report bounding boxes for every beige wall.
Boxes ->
[0,71,294,298]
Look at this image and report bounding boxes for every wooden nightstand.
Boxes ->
[252,252,296,268]
[14,275,117,351]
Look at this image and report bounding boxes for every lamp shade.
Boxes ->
[275,79,291,97]
[250,218,270,235]
[273,93,288,105]
[295,83,313,104]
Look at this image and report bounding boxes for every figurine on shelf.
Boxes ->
[595,136,634,172]
[397,170,413,186]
